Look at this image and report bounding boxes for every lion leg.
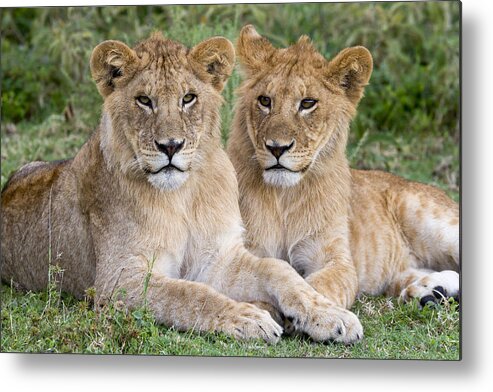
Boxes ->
[392,185,459,272]
[304,262,358,309]
[204,246,363,344]
[386,184,460,306]
[386,267,459,307]
[291,235,359,309]
[96,262,282,344]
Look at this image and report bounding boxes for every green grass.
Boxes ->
[1,281,459,359]
[1,3,460,358]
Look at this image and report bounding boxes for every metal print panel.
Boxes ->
[0,1,460,359]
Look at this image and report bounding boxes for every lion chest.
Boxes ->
[244,202,304,259]
[136,201,240,282]
[242,189,336,275]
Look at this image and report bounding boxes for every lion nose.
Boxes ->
[265,139,295,159]
[155,139,185,159]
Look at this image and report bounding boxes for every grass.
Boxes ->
[1,279,459,359]
[1,2,460,358]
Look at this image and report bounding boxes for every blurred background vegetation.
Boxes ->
[1,2,460,198]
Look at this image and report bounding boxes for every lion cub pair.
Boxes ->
[1,25,459,345]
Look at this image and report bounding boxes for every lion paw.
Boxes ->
[288,302,363,345]
[221,302,283,344]
[249,301,285,326]
[399,270,460,307]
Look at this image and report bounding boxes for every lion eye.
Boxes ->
[299,98,317,111]
[136,95,153,108]
[258,95,271,108]
[182,93,197,106]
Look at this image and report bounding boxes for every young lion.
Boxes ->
[1,32,364,344]
[227,25,459,312]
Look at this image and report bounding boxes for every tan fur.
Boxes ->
[1,32,364,344]
[227,25,460,313]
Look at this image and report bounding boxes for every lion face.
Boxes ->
[236,25,373,188]
[112,62,211,191]
[91,33,234,191]
[241,71,349,188]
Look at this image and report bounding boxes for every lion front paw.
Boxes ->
[220,302,283,344]
[249,301,285,326]
[287,300,363,345]
[399,270,460,308]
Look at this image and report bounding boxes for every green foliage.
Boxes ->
[1,3,459,135]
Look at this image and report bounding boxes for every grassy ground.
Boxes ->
[1,3,460,358]
[1,282,459,359]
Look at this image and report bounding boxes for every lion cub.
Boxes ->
[228,25,459,311]
[1,32,363,344]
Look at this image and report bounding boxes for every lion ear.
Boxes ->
[326,46,373,105]
[90,40,138,97]
[189,37,235,92]
[236,24,276,76]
